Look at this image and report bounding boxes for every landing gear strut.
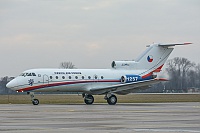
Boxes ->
[105,94,117,105]
[27,92,39,105]
[83,94,94,105]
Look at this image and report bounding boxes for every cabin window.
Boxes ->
[69,76,72,79]
[62,76,65,79]
[101,76,104,79]
[75,76,78,79]
[50,76,53,79]
[82,76,84,79]
[56,76,58,79]
[94,75,98,79]
[88,76,91,79]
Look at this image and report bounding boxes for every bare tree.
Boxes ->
[59,62,76,69]
[165,57,195,92]
[194,64,200,87]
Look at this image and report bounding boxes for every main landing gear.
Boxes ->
[82,93,117,105]
[27,92,39,105]
[82,93,94,105]
[105,93,117,105]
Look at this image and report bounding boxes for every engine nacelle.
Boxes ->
[111,61,137,69]
[121,75,142,83]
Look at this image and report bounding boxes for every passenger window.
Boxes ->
[56,76,58,79]
[94,75,98,79]
[82,76,84,79]
[69,76,71,79]
[88,76,91,79]
[62,76,65,79]
[75,76,78,79]
[50,76,53,79]
[101,76,104,79]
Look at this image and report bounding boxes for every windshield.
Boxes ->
[20,73,36,77]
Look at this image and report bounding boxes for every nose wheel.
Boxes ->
[32,99,39,105]
[28,92,39,105]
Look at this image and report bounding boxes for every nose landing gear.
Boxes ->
[27,92,39,105]
[32,99,39,105]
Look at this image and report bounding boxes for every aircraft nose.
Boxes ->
[6,79,18,89]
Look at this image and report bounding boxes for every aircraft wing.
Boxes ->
[90,78,167,95]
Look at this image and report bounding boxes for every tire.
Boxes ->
[32,99,39,105]
[107,95,117,105]
[84,95,94,105]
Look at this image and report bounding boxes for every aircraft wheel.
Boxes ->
[32,99,39,105]
[84,95,94,105]
[107,95,117,105]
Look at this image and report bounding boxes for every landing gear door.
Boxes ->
[43,75,49,86]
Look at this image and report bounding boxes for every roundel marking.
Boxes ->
[147,55,153,62]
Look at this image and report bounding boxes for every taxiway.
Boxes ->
[0,102,199,133]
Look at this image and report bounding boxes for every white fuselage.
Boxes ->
[8,68,145,94]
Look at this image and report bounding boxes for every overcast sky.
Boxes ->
[0,0,200,77]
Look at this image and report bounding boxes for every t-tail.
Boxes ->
[112,42,192,71]
[135,42,192,77]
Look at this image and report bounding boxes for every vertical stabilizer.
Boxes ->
[135,43,191,76]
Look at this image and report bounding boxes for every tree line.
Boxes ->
[165,57,200,92]
[0,59,200,94]
[142,57,200,93]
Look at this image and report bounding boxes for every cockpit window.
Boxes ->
[20,73,37,77]
[27,73,32,76]
[32,73,36,76]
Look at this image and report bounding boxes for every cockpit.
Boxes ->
[20,73,37,77]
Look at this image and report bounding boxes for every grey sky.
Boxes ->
[0,0,200,77]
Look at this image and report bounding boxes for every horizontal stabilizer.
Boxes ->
[158,42,192,47]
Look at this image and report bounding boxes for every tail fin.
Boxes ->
[135,42,191,76]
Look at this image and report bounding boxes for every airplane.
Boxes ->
[6,42,191,105]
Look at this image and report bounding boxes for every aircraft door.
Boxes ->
[43,74,49,86]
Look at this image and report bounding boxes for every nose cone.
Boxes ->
[6,79,18,89]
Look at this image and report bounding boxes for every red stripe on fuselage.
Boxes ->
[16,80,120,92]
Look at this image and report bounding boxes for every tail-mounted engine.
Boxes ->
[111,61,137,69]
